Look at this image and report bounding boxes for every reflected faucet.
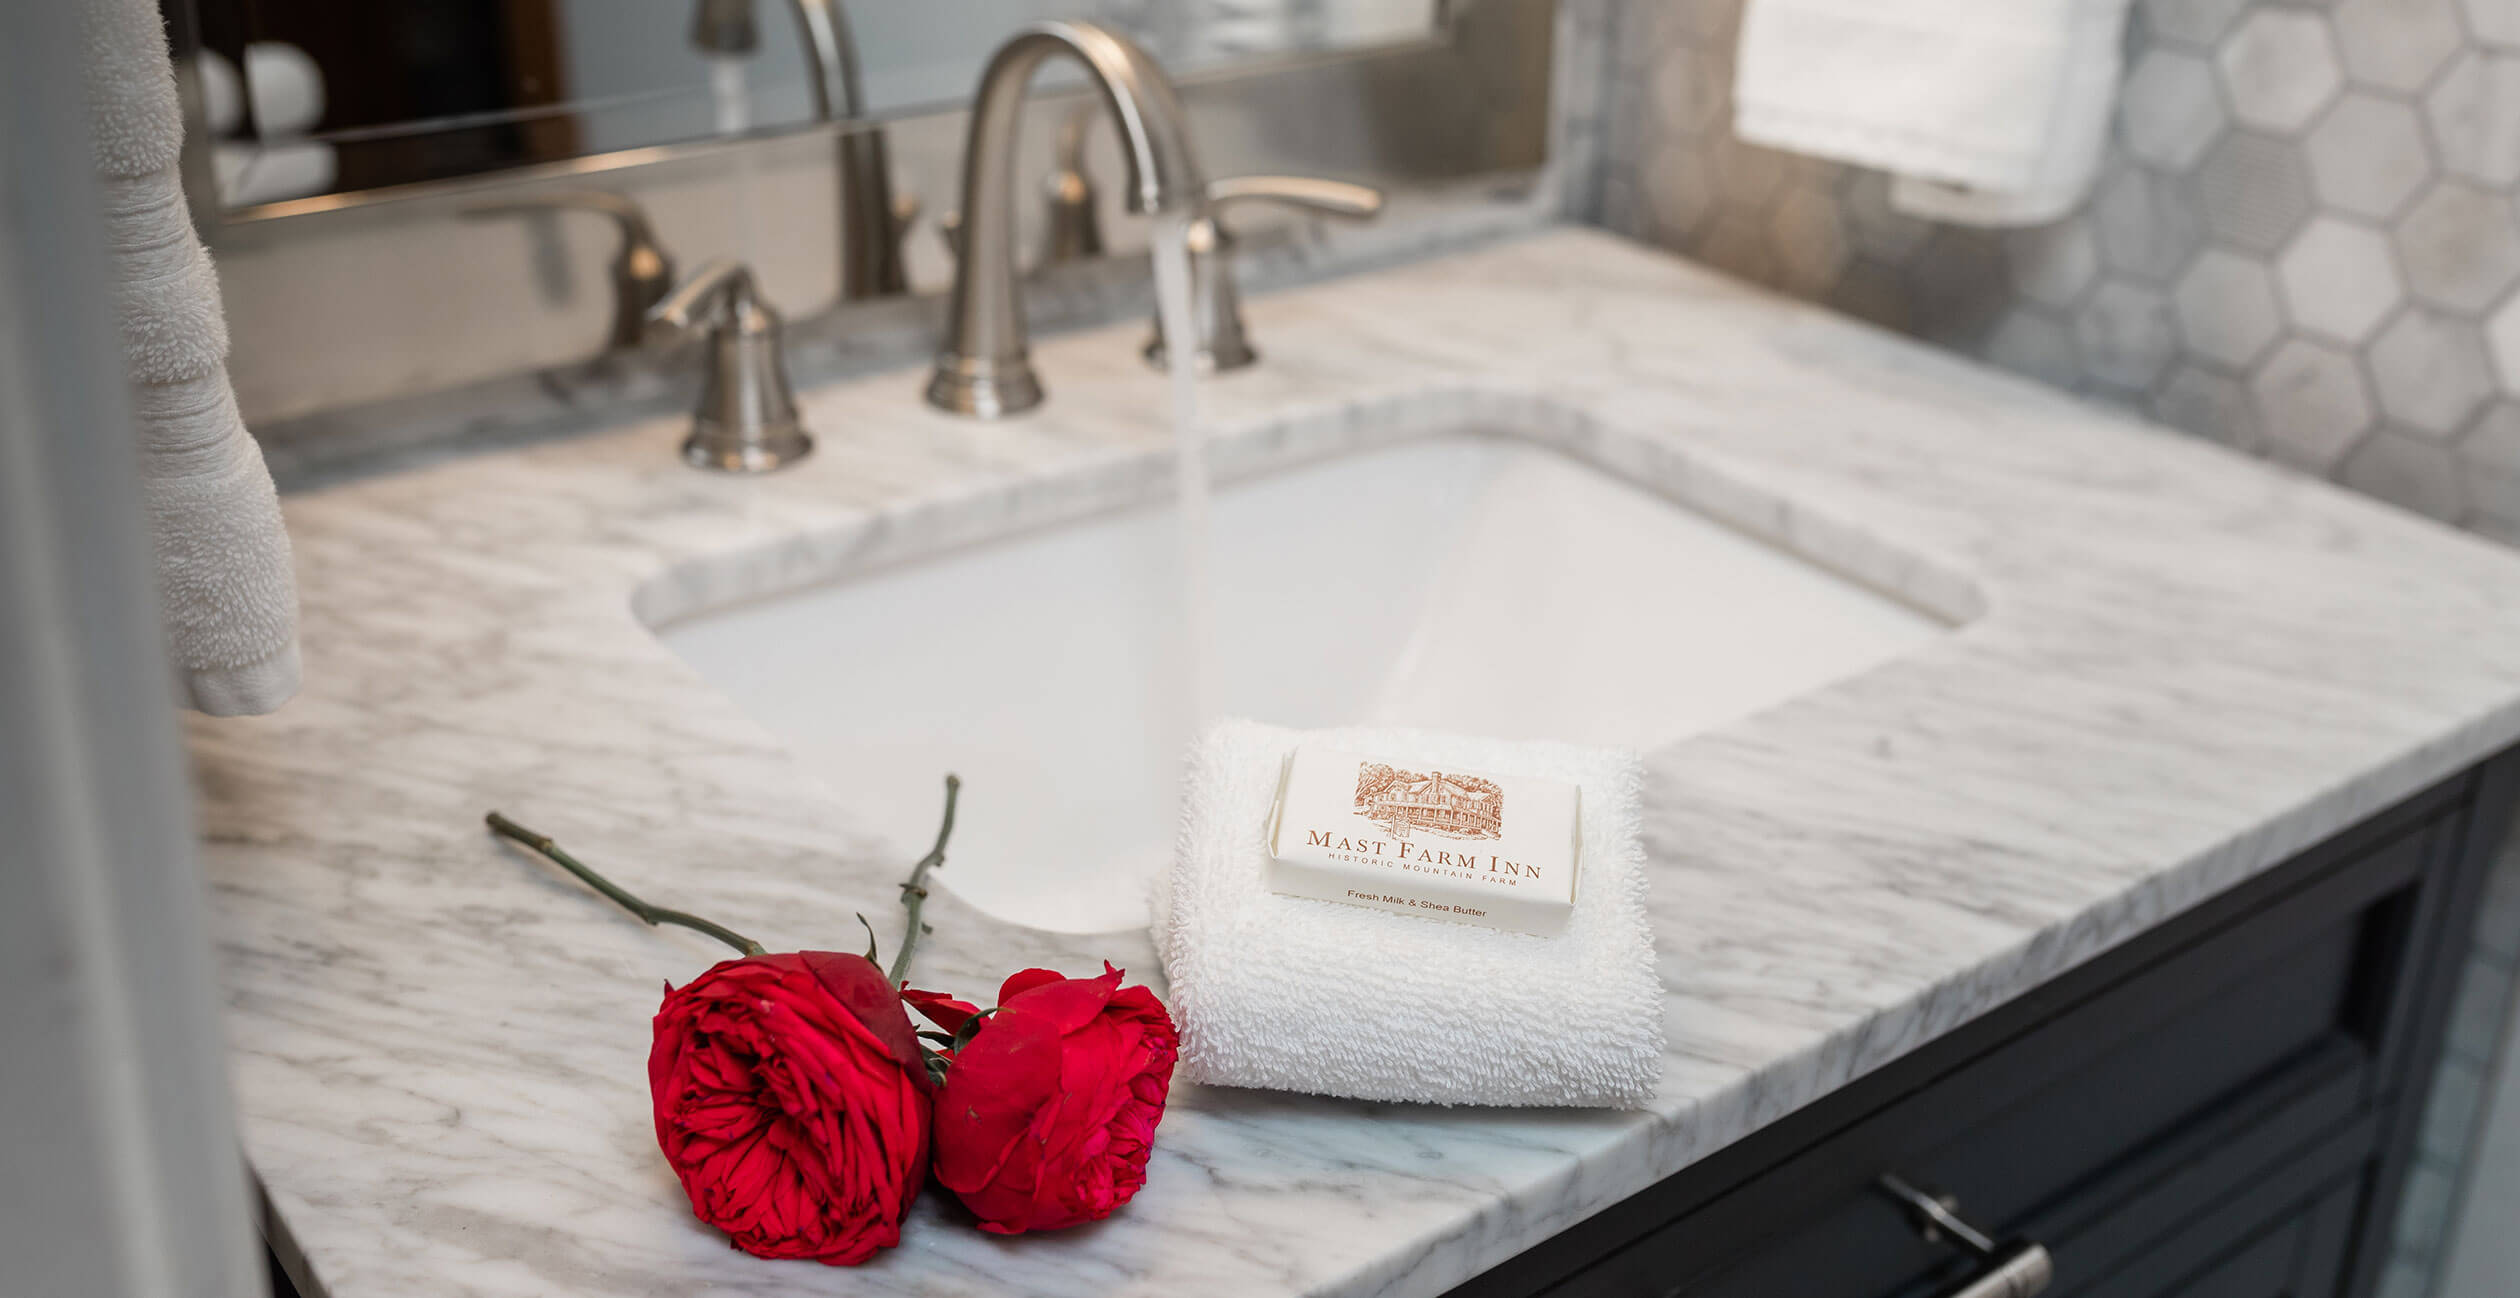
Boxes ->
[689,0,757,54]
[926,22,1208,417]
[696,0,907,300]
[784,0,910,301]
[465,190,677,352]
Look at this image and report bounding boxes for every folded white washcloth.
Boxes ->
[80,0,300,715]
[1155,719,1661,1108]
[1734,0,2131,228]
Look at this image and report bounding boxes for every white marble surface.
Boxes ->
[191,228,2520,1298]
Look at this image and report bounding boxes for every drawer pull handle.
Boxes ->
[1878,1174,2053,1298]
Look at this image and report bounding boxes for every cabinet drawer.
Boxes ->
[1954,1048,2371,1298]
[1677,1070,2371,1298]
[2064,1165,2361,1298]
[1676,942,2374,1298]
[1527,821,2439,1298]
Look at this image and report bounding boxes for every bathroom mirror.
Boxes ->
[166,0,1446,212]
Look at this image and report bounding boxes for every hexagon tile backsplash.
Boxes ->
[1589,0,2520,540]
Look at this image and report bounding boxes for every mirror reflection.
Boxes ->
[177,0,1443,209]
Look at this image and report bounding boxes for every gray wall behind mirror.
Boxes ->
[179,0,1440,211]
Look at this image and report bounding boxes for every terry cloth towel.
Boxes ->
[1154,719,1662,1108]
[1733,0,2131,227]
[79,0,300,715]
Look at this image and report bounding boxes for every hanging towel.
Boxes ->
[79,0,300,715]
[1733,0,2131,227]
[1153,719,1662,1108]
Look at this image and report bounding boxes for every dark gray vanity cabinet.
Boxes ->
[1454,751,2518,1298]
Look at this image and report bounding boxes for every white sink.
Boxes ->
[657,433,1952,933]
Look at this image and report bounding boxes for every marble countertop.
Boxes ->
[191,228,2520,1298]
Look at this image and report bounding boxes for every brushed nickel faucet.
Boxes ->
[926,21,1209,418]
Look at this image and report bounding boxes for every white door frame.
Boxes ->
[0,1,263,1293]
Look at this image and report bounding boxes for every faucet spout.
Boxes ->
[926,21,1207,417]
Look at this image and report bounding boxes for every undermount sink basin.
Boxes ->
[657,431,1953,933]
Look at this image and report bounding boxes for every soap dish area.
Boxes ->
[639,388,1977,934]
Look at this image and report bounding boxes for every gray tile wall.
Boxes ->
[2384,830,2520,1298]
[2433,892,2520,1293]
[1570,4,2520,1296]
[1585,0,2520,539]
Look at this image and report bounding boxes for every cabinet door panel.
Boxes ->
[1662,911,2378,1298]
[2067,1172,2361,1298]
[1457,753,2515,1298]
[1681,1047,2369,1298]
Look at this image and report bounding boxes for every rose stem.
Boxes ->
[887,773,962,985]
[484,811,767,957]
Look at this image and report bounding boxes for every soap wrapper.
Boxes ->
[1264,746,1582,935]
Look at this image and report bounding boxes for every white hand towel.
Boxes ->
[1154,719,1661,1108]
[79,0,300,715]
[1733,0,2131,228]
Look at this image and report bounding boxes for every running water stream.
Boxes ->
[704,58,769,272]
[1147,212,1214,734]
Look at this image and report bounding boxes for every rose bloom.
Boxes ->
[905,964,1178,1234]
[649,951,932,1264]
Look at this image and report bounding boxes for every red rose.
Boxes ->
[906,965,1177,1234]
[649,951,932,1265]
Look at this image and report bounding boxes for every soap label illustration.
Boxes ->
[1269,746,1582,937]
[1353,761,1503,841]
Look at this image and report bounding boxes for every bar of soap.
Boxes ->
[1265,746,1582,936]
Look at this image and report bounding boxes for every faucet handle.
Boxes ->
[1204,175,1385,222]
[1039,101,1108,267]
[645,258,757,336]
[1144,173,1385,373]
[645,259,812,474]
[467,189,677,352]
